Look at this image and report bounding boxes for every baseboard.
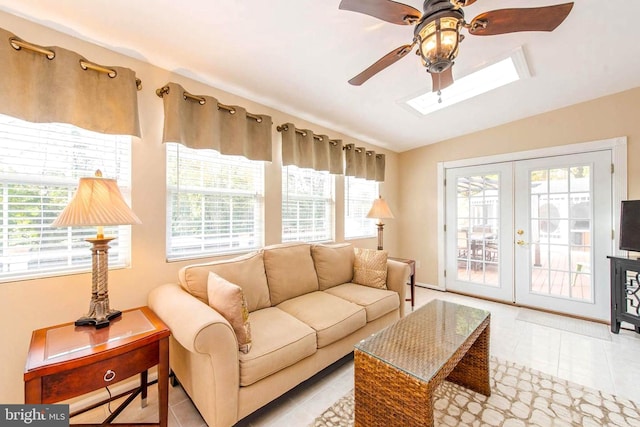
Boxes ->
[415,282,445,291]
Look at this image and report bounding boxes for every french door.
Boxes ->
[445,151,612,320]
[445,163,514,301]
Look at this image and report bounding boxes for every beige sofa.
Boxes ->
[148,242,410,427]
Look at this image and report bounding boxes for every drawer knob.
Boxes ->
[104,370,116,382]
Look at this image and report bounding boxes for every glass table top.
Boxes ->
[45,309,154,360]
[355,299,490,382]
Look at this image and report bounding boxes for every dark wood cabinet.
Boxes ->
[608,256,640,334]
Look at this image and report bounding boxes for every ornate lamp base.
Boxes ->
[76,236,120,329]
[75,309,121,329]
[376,221,385,251]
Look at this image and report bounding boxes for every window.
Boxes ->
[344,176,378,239]
[0,114,132,282]
[282,166,334,242]
[166,143,264,260]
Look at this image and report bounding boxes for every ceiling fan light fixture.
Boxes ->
[415,14,462,74]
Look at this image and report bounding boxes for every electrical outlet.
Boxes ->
[416,261,421,269]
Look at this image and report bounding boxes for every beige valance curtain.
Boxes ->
[344,144,386,182]
[157,82,272,162]
[0,28,141,137]
[279,123,343,174]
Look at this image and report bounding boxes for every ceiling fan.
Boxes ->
[340,0,574,92]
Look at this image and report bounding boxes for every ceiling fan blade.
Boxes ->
[348,44,414,86]
[431,67,454,92]
[468,3,574,36]
[339,0,421,25]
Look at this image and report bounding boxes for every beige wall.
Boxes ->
[0,12,402,403]
[397,87,640,286]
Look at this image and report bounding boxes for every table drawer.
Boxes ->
[41,342,159,403]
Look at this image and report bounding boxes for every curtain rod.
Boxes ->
[344,144,384,158]
[9,36,143,90]
[155,86,264,123]
[276,124,339,146]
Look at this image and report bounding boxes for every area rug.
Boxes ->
[310,358,640,427]
[515,310,611,341]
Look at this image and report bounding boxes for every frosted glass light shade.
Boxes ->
[52,174,141,227]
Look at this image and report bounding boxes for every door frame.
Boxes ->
[435,137,627,291]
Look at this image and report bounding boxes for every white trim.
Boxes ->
[442,137,626,169]
[434,164,446,291]
[612,142,628,256]
[437,136,628,290]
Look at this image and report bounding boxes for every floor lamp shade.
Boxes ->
[51,171,141,328]
[366,196,394,250]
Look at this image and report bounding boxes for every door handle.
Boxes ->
[516,240,529,246]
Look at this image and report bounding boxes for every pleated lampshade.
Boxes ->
[366,196,395,220]
[52,172,141,227]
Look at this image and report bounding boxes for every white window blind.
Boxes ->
[344,176,378,239]
[0,114,132,282]
[166,143,264,260]
[282,166,334,242]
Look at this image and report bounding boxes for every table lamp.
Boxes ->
[366,195,395,250]
[52,170,141,329]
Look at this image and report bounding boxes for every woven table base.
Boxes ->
[354,318,490,427]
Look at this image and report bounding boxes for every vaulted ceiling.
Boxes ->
[1,0,639,152]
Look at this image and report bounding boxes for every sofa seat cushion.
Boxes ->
[324,283,399,322]
[277,291,366,348]
[239,307,316,387]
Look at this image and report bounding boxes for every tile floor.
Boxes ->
[75,286,640,426]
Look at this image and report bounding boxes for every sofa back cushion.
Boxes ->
[178,251,271,312]
[311,243,354,290]
[263,243,319,305]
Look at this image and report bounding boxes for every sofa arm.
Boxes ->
[386,260,410,317]
[148,283,237,354]
[148,283,240,427]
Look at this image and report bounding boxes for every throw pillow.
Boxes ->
[353,248,388,289]
[207,272,252,353]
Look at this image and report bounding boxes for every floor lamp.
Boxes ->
[366,195,395,250]
[52,170,141,329]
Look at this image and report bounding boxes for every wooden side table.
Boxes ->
[24,306,170,427]
[389,257,416,309]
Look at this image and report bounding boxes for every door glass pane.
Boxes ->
[456,174,499,287]
[529,166,592,302]
[549,168,569,193]
[532,267,549,294]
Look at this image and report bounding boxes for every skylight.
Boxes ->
[403,47,530,116]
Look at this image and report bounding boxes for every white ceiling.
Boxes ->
[1,1,639,152]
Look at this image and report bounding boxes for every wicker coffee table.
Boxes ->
[354,299,491,427]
